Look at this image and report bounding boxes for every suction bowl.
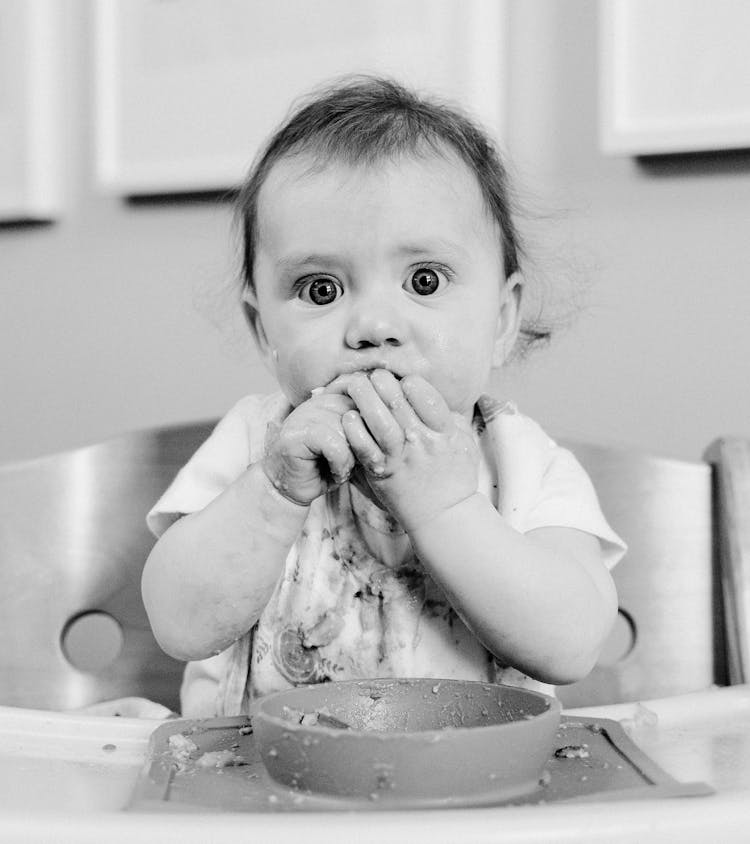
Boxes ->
[253,678,561,806]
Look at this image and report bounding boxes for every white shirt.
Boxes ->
[148,393,626,717]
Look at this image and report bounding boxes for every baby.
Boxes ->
[142,76,625,717]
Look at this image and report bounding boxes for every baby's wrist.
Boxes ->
[260,464,312,510]
[234,463,310,545]
[403,491,487,535]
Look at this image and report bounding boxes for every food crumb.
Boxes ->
[166,733,199,769]
[195,749,247,768]
[554,744,590,759]
[167,734,198,756]
[621,703,659,737]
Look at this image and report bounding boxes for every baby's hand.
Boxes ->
[262,392,356,506]
[330,370,479,530]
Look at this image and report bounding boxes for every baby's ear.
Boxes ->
[242,287,274,368]
[492,273,523,367]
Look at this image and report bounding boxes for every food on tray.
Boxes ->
[281,705,351,729]
[554,743,590,759]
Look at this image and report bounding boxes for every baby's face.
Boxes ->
[249,151,520,418]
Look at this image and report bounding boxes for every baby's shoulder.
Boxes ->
[478,396,556,451]
[218,391,289,445]
[228,392,290,425]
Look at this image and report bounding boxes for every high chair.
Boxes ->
[0,421,214,712]
[557,435,750,706]
[0,422,747,712]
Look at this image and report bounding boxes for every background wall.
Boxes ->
[1,0,748,464]
[500,1,750,457]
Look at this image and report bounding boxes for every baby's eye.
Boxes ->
[298,276,342,306]
[404,267,447,297]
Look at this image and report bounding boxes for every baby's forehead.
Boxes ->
[258,147,494,223]
[253,148,505,276]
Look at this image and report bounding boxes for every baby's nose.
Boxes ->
[344,296,406,349]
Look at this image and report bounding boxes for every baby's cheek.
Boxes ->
[278,348,329,404]
[435,344,493,413]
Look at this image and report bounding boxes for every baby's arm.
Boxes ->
[337,370,617,685]
[142,393,355,661]
[409,506,616,684]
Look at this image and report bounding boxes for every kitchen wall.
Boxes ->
[499,0,750,457]
[1,0,748,464]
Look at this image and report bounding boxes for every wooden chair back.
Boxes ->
[559,437,749,706]
[0,422,213,711]
[1,419,746,712]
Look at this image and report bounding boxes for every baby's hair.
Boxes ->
[235,75,551,353]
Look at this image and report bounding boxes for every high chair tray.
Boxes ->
[128,714,712,812]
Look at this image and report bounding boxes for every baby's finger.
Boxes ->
[319,375,357,397]
[369,369,422,433]
[342,410,387,476]
[308,390,356,415]
[311,424,356,483]
[344,372,404,454]
[401,375,451,431]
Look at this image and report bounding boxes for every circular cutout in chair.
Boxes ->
[61,611,124,672]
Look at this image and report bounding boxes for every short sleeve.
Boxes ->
[146,392,291,537]
[480,401,626,570]
[522,446,627,570]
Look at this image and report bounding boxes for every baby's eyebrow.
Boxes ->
[276,252,342,272]
[393,239,468,260]
[274,240,467,274]
[276,252,346,273]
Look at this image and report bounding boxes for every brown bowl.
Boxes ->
[253,678,561,806]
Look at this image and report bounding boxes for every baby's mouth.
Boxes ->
[359,367,403,380]
[333,367,403,384]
